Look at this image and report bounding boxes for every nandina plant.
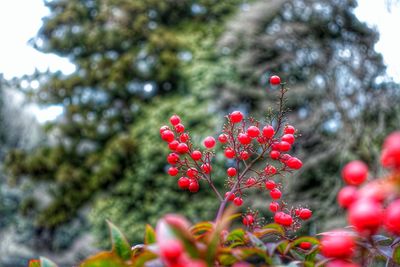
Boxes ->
[29,77,400,267]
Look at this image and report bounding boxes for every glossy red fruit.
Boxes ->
[246,177,256,187]
[225,192,235,201]
[320,230,355,259]
[227,167,237,177]
[326,260,360,267]
[247,126,260,138]
[337,186,358,208]
[284,125,295,134]
[176,143,189,154]
[161,130,175,142]
[274,212,293,226]
[265,180,276,190]
[169,140,179,150]
[160,125,170,134]
[203,136,216,149]
[188,181,199,192]
[270,188,282,200]
[299,208,312,220]
[178,177,190,189]
[179,133,189,143]
[240,151,250,160]
[225,147,236,158]
[201,163,212,174]
[381,131,400,169]
[229,111,244,123]
[269,202,279,212]
[169,115,181,126]
[233,197,243,206]
[168,167,179,176]
[270,150,280,160]
[357,181,388,203]
[280,153,292,164]
[384,199,400,235]
[286,157,302,169]
[242,214,255,226]
[279,141,291,152]
[348,199,383,235]
[262,125,275,139]
[186,168,198,178]
[342,160,368,186]
[218,134,228,143]
[281,134,295,145]
[238,133,251,145]
[264,165,277,175]
[167,153,180,165]
[299,242,312,250]
[159,239,183,261]
[191,150,202,161]
[270,75,281,85]
[174,123,185,133]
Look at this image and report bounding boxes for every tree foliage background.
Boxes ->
[1,0,399,266]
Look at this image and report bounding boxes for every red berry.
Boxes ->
[168,167,179,176]
[265,180,276,190]
[284,125,295,134]
[271,141,280,150]
[178,177,190,189]
[225,192,235,201]
[167,153,180,165]
[218,134,228,143]
[270,150,280,160]
[348,199,383,235]
[201,163,212,174]
[203,136,216,149]
[186,168,198,178]
[227,167,237,177]
[229,111,244,123]
[270,75,281,85]
[224,147,235,158]
[247,126,260,138]
[238,133,251,145]
[240,151,250,160]
[169,115,181,126]
[191,150,202,161]
[274,212,292,226]
[262,125,275,139]
[280,153,292,164]
[381,131,400,169]
[320,230,355,259]
[337,186,358,208]
[242,214,255,226]
[269,202,279,212]
[298,208,312,220]
[159,239,183,261]
[286,157,302,169]
[160,125,170,134]
[264,165,277,175]
[279,141,291,152]
[257,137,267,144]
[357,181,388,203]
[384,199,400,235]
[342,160,368,186]
[179,133,189,143]
[168,140,179,150]
[245,177,256,187]
[326,260,360,267]
[174,123,185,133]
[270,188,282,200]
[233,197,243,206]
[281,134,295,145]
[161,130,175,143]
[299,242,312,250]
[176,143,189,154]
[189,181,199,192]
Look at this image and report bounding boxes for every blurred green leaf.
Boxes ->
[28,260,41,267]
[393,245,400,264]
[144,224,156,245]
[107,221,132,260]
[80,252,128,267]
[40,257,58,267]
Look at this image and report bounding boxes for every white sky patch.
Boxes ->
[0,0,399,123]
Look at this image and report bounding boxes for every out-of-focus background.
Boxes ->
[0,0,399,266]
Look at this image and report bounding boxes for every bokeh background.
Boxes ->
[0,0,399,266]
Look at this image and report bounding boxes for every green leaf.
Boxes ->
[393,245,400,264]
[144,224,156,245]
[247,232,267,250]
[226,228,246,244]
[28,259,41,267]
[190,221,213,237]
[291,236,320,248]
[40,257,58,267]
[107,221,132,260]
[131,251,158,267]
[80,252,128,267]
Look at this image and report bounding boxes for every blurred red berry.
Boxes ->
[262,125,275,139]
[203,136,216,149]
[191,150,202,161]
[299,242,312,250]
[264,165,277,175]
[282,134,295,145]
[384,199,400,235]
[348,199,383,235]
[225,147,236,158]
[218,134,228,143]
[225,192,235,201]
[270,188,282,200]
[320,230,355,259]
[233,197,243,206]
[242,214,255,226]
[229,111,244,123]
[179,133,189,143]
[274,212,292,226]
[169,115,181,126]
[299,208,312,220]
[178,177,190,189]
[284,125,295,134]
[188,181,199,192]
[337,186,358,208]
[227,167,237,177]
[168,140,179,150]
[238,133,251,145]
[270,150,280,160]
[246,177,256,187]
[176,143,189,154]
[159,239,183,262]
[342,160,368,186]
[279,141,291,152]
[270,75,281,85]
[286,157,302,169]
[247,126,260,138]
[168,167,179,176]
[160,125,170,134]
[381,131,400,169]
[174,123,185,133]
[269,202,279,212]
[186,168,198,178]
[326,260,360,267]
[161,130,175,143]
[265,180,276,190]
[240,151,250,160]
[167,153,179,165]
[201,163,212,174]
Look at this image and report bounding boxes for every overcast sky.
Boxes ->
[0,0,399,122]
